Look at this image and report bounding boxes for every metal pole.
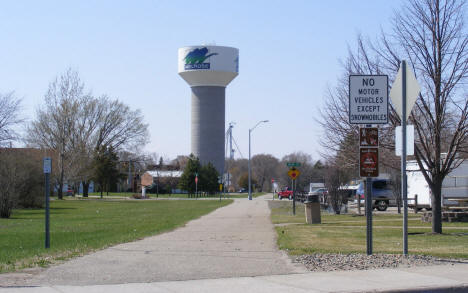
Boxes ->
[402,60,408,255]
[248,120,268,201]
[357,193,361,215]
[366,177,372,255]
[118,163,121,193]
[248,129,252,200]
[293,179,296,215]
[45,172,50,249]
[228,124,233,195]
[272,181,275,200]
[128,161,131,192]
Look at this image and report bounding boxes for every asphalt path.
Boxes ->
[1,194,305,286]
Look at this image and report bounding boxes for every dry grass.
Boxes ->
[270,201,468,258]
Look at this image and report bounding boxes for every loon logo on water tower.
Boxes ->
[184,47,218,70]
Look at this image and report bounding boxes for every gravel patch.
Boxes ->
[295,253,467,272]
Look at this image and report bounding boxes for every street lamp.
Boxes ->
[248,120,269,200]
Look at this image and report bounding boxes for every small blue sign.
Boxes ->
[43,157,52,174]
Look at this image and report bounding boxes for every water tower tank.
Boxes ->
[178,46,239,174]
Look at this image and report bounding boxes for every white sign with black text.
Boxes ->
[349,75,388,125]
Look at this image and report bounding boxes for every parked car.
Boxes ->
[340,184,360,200]
[308,187,328,205]
[238,188,247,193]
[354,179,396,211]
[308,183,325,194]
[278,187,293,200]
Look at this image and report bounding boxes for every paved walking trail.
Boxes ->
[2,195,468,292]
[1,195,305,287]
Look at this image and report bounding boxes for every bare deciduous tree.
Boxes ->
[320,0,468,233]
[280,152,323,192]
[27,69,150,198]
[252,154,279,191]
[73,96,150,196]
[26,69,83,199]
[324,163,350,214]
[0,92,23,146]
[392,0,468,233]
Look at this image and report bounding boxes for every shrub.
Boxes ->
[0,149,44,218]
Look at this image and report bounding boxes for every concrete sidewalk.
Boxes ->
[1,195,304,287]
[2,195,467,292]
[2,263,468,292]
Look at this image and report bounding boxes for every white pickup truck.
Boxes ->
[407,160,468,210]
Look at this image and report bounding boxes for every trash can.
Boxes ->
[304,194,321,224]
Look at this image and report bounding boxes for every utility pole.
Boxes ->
[249,120,269,200]
[43,158,52,249]
[227,122,235,194]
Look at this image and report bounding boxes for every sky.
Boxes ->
[0,0,406,162]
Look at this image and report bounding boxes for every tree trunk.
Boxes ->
[431,181,443,234]
[58,149,65,200]
[397,197,401,214]
[82,181,89,197]
[58,180,64,200]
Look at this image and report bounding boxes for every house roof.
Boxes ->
[146,170,183,178]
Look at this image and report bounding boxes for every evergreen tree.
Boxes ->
[200,163,219,195]
[158,157,164,169]
[178,154,201,196]
[93,145,120,198]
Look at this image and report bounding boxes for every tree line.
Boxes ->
[224,152,325,193]
[0,69,149,217]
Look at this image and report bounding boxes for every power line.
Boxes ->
[232,135,244,159]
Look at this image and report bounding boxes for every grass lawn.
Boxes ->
[270,201,468,259]
[224,192,266,199]
[83,192,267,199]
[85,192,188,198]
[0,199,232,273]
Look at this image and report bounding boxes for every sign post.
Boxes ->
[43,157,51,249]
[359,130,379,256]
[218,176,222,201]
[402,61,408,256]
[271,179,275,200]
[350,75,388,256]
[287,167,300,215]
[195,172,198,199]
[390,60,420,256]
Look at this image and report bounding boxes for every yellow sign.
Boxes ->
[287,167,300,180]
[219,184,223,191]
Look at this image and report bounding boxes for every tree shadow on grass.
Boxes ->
[8,207,78,219]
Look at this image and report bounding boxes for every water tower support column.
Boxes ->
[191,86,225,173]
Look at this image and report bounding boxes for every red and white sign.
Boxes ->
[359,127,379,147]
[360,148,379,177]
